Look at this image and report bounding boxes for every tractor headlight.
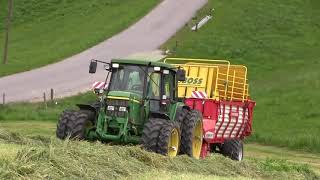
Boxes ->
[112,63,119,68]
[107,105,115,111]
[154,66,161,71]
[119,106,127,112]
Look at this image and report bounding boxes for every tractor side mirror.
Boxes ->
[89,61,97,74]
[176,69,186,81]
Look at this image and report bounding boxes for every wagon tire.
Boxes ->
[221,139,243,161]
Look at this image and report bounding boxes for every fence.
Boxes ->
[1,88,55,108]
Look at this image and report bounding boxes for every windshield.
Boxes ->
[109,65,147,95]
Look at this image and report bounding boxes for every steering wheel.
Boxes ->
[131,84,143,91]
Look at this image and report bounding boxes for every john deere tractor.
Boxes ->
[56,58,203,158]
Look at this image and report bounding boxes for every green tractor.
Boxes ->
[56,58,203,158]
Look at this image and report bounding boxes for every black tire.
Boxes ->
[67,110,95,140]
[140,118,167,152]
[221,139,244,161]
[180,110,203,158]
[56,110,76,139]
[157,121,180,157]
[175,107,189,125]
[56,110,95,140]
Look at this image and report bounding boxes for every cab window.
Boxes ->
[147,72,161,99]
[163,72,174,100]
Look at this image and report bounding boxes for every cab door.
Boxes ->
[161,69,175,115]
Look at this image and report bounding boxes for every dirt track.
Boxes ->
[0,0,207,103]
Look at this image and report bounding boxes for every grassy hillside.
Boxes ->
[163,0,320,152]
[0,0,158,77]
[0,128,318,179]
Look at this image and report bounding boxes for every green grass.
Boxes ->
[245,143,320,175]
[0,129,318,179]
[162,0,320,152]
[0,92,96,121]
[0,0,158,77]
[0,121,56,137]
[1,0,320,154]
[0,121,319,179]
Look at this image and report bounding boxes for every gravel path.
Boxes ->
[0,0,207,103]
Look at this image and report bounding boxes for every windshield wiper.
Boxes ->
[138,66,160,88]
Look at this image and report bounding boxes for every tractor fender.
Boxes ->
[76,102,101,118]
[150,111,170,120]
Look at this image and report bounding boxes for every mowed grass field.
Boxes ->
[163,0,320,152]
[1,0,319,179]
[0,0,319,153]
[0,121,319,179]
[0,0,159,77]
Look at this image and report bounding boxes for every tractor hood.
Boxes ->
[106,91,142,104]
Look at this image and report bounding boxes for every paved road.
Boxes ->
[0,0,207,103]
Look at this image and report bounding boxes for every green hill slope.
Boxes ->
[164,0,320,152]
[0,0,158,77]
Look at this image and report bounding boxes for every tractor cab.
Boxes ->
[107,59,178,114]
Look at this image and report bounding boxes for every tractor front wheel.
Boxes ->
[141,118,181,157]
[180,110,203,159]
[56,110,95,140]
[140,118,166,152]
[220,139,244,161]
[56,110,76,139]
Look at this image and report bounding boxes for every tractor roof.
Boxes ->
[111,58,175,69]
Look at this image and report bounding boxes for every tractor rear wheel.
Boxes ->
[180,110,203,159]
[176,107,189,125]
[221,139,243,161]
[56,110,95,140]
[157,121,180,157]
[140,118,166,152]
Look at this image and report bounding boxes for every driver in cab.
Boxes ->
[128,70,144,93]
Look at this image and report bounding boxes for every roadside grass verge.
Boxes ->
[162,0,320,152]
[0,130,318,179]
[0,92,96,121]
[0,121,56,137]
[0,0,159,77]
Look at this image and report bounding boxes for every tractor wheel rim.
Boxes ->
[168,128,179,157]
[192,119,203,159]
[238,146,243,161]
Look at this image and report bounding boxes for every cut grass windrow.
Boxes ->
[0,130,318,179]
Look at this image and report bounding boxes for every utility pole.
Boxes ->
[3,0,13,64]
